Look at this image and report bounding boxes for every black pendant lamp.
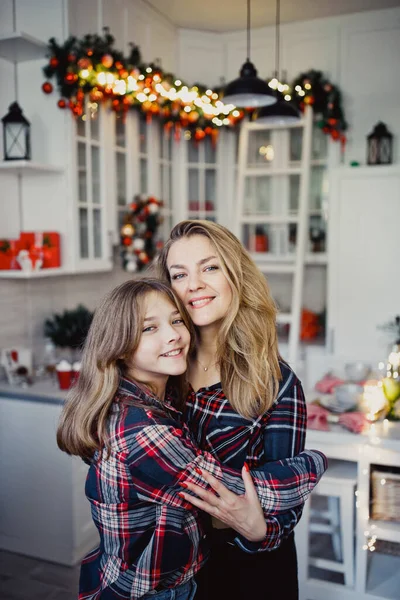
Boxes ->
[223,0,277,108]
[256,0,300,124]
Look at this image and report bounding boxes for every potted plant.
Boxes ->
[44,304,93,361]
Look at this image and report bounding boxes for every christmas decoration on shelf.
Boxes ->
[290,69,347,148]
[120,195,163,272]
[0,231,61,271]
[41,29,347,144]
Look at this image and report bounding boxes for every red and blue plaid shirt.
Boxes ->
[184,360,325,552]
[79,373,326,598]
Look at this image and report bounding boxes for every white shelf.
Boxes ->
[244,167,302,177]
[306,253,328,265]
[241,215,299,224]
[0,268,66,279]
[0,161,63,176]
[0,262,114,279]
[0,32,46,63]
[369,520,400,544]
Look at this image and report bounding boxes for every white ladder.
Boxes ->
[234,106,313,368]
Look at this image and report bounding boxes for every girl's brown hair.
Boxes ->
[156,220,281,419]
[57,278,195,460]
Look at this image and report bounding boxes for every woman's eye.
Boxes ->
[171,273,185,280]
[204,265,218,272]
[142,326,156,333]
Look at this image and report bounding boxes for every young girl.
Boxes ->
[157,220,325,600]
[57,278,325,600]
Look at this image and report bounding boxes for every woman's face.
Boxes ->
[127,292,190,394]
[166,235,233,330]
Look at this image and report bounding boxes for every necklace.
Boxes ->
[195,357,218,372]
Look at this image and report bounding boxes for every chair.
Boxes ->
[296,459,358,596]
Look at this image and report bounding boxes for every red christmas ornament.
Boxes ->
[65,72,78,84]
[78,57,92,70]
[67,54,76,63]
[87,49,93,56]
[101,54,114,68]
[49,57,59,68]
[115,61,123,70]
[42,81,53,94]
[139,252,150,264]
[57,99,67,109]
[195,129,206,141]
[122,236,132,246]
[328,118,338,126]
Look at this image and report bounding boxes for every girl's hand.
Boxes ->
[178,466,267,542]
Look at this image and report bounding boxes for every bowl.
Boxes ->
[345,362,370,383]
[334,383,364,411]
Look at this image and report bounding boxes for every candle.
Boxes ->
[361,382,389,422]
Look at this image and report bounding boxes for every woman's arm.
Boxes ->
[127,389,326,518]
[178,373,327,551]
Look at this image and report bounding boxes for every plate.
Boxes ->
[319,395,357,414]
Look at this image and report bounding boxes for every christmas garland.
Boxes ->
[41,28,347,143]
[120,195,163,272]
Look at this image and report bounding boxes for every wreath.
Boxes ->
[120,195,163,272]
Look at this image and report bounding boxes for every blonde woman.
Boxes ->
[157,221,325,600]
[57,278,324,600]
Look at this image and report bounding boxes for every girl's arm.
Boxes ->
[126,396,326,520]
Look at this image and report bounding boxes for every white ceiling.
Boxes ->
[144,0,400,32]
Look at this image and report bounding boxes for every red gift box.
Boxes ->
[0,232,61,270]
[20,231,61,269]
[0,240,22,270]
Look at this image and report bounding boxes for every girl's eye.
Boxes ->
[171,272,185,280]
[204,265,218,272]
[172,318,184,325]
[142,326,156,333]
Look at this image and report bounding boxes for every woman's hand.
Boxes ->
[178,465,267,542]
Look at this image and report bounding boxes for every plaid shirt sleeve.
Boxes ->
[128,406,326,517]
[234,373,327,553]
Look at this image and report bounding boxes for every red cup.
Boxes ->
[71,371,80,386]
[57,370,72,390]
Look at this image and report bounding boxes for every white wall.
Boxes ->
[68,0,178,73]
[178,7,400,165]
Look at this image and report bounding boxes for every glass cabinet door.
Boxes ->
[186,135,217,222]
[159,123,174,239]
[75,101,106,263]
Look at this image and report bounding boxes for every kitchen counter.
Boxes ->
[0,378,68,404]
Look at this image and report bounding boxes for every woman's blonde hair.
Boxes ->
[157,220,281,419]
[57,278,195,460]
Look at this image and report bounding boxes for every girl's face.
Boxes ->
[127,292,190,394]
[166,235,233,330]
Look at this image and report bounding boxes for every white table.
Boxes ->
[301,418,400,600]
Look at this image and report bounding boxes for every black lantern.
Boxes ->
[367,122,393,166]
[1,102,31,161]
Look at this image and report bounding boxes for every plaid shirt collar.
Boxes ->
[118,376,182,417]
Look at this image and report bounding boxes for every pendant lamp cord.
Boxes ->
[275,0,280,78]
[246,0,251,61]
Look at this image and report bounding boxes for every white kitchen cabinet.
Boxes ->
[328,166,400,363]
[0,395,98,565]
